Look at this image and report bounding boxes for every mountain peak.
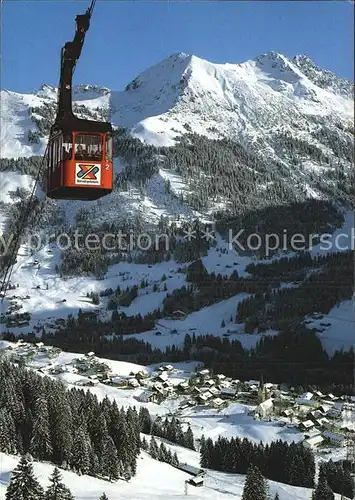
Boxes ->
[292,54,353,97]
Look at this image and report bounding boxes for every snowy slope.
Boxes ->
[0,452,347,500]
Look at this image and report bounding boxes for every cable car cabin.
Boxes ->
[46,130,113,201]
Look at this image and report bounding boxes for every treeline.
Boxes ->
[200,435,315,488]
[0,360,140,481]
[4,325,354,393]
[183,330,354,393]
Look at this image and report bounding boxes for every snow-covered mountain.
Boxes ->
[1,51,353,153]
[0,51,353,351]
[1,51,353,220]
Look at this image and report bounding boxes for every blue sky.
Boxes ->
[2,1,353,93]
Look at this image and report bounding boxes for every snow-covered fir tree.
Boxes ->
[5,455,44,500]
[241,464,268,500]
[45,467,74,500]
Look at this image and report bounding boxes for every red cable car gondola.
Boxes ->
[46,0,113,201]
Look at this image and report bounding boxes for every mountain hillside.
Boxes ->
[1,51,353,222]
[0,51,354,361]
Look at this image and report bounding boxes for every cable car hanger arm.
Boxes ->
[55,0,97,124]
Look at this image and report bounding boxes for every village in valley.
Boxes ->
[1,338,354,463]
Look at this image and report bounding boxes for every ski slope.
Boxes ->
[0,451,347,500]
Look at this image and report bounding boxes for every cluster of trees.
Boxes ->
[5,455,109,500]
[216,199,344,257]
[158,133,307,213]
[319,460,355,499]
[183,329,354,392]
[237,250,353,332]
[0,360,140,481]
[163,260,268,317]
[107,285,139,309]
[140,436,179,467]
[200,435,315,488]
[148,414,195,450]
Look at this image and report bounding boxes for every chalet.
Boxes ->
[178,381,189,391]
[127,378,140,388]
[299,392,314,401]
[296,397,317,407]
[303,435,324,449]
[187,476,204,487]
[162,364,174,372]
[111,377,127,387]
[300,420,315,431]
[314,390,324,398]
[281,409,293,418]
[244,380,260,388]
[136,391,159,403]
[220,388,236,398]
[256,398,274,418]
[204,379,215,387]
[152,383,166,396]
[212,398,224,408]
[178,463,204,476]
[319,404,332,414]
[197,392,213,403]
[315,418,331,429]
[169,310,187,320]
[49,365,65,375]
[179,400,192,410]
[322,431,345,446]
[135,370,148,381]
[156,371,169,382]
[209,387,220,396]
[327,393,338,401]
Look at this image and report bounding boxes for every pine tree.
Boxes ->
[0,409,16,454]
[45,467,74,500]
[101,436,119,481]
[30,399,53,461]
[6,455,44,500]
[172,451,179,468]
[241,465,268,500]
[70,427,91,475]
[149,436,159,460]
[312,473,334,500]
[184,425,195,450]
[99,495,108,500]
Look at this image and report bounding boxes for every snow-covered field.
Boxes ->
[0,451,347,500]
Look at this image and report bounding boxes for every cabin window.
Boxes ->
[62,133,73,160]
[75,134,102,161]
[105,134,112,161]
